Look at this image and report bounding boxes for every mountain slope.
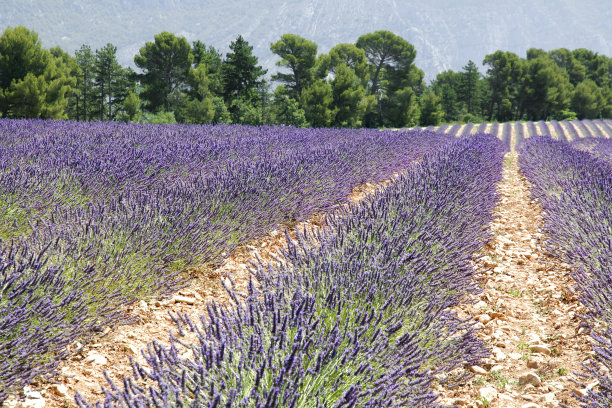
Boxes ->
[1,0,610,80]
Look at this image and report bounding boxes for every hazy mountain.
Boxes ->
[2,0,610,81]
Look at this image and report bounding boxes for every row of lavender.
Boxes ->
[0,120,455,403]
[76,133,506,407]
[518,136,612,407]
[423,119,612,148]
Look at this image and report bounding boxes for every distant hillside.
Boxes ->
[1,0,611,80]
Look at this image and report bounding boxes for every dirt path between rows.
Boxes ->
[5,175,396,408]
[440,153,592,408]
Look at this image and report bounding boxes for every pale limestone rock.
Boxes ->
[172,295,196,305]
[529,344,551,355]
[539,393,556,404]
[519,372,542,387]
[470,365,488,375]
[479,386,498,402]
[477,314,492,324]
[84,353,108,365]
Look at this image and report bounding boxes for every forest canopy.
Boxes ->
[0,26,610,127]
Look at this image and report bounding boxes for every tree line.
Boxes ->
[0,25,610,127]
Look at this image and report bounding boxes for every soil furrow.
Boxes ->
[440,153,591,408]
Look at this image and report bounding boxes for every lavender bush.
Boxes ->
[525,121,538,138]
[518,137,612,407]
[549,120,568,142]
[561,120,580,140]
[445,123,462,137]
[500,122,512,149]
[593,119,612,138]
[582,119,606,139]
[459,123,474,137]
[514,121,525,150]
[76,133,505,407]
[536,120,550,137]
[436,124,449,134]
[572,119,594,138]
[570,138,612,167]
[0,119,455,402]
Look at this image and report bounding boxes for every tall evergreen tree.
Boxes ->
[330,63,366,127]
[192,40,224,95]
[0,26,74,119]
[74,44,96,121]
[419,91,444,126]
[431,70,461,122]
[548,48,586,86]
[571,79,604,119]
[356,30,421,126]
[270,34,318,100]
[459,60,481,115]
[94,43,122,120]
[223,35,266,102]
[301,80,333,127]
[134,32,193,112]
[483,50,524,121]
[519,56,572,120]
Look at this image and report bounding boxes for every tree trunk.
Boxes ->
[83,72,88,121]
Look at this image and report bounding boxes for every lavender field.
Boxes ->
[3,118,612,407]
[1,119,456,404]
[422,119,612,150]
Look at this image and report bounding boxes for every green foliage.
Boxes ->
[571,79,605,119]
[460,60,483,116]
[356,30,420,126]
[134,31,193,112]
[211,96,231,123]
[572,48,611,88]
[229,96,262,125]
[383,86,420,127]
[270,34,318,100]
[418,91,444,126]
[270,85,308,127]
[520,56,572,120]
[431,70,462,121]
[223,35,266,103]
[300,80,333,127]
[74,44,96,120]
[116,91,141,122]
[548,48,586,86]
[356,30,417,95]
[551,109,578,121]
[93,43,124,120]
[177,63,215,124]
[139,110,177,124]
[0,26,75,119]
[328,43,369,86]
[4,24,610,126]
[483,50,524,121]
[182,97,215,124]
[192,40,224,95]
[330,63,366,127]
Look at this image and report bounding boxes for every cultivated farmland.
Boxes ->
[1,118,612,407]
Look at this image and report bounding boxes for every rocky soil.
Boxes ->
[440,153,592,408]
